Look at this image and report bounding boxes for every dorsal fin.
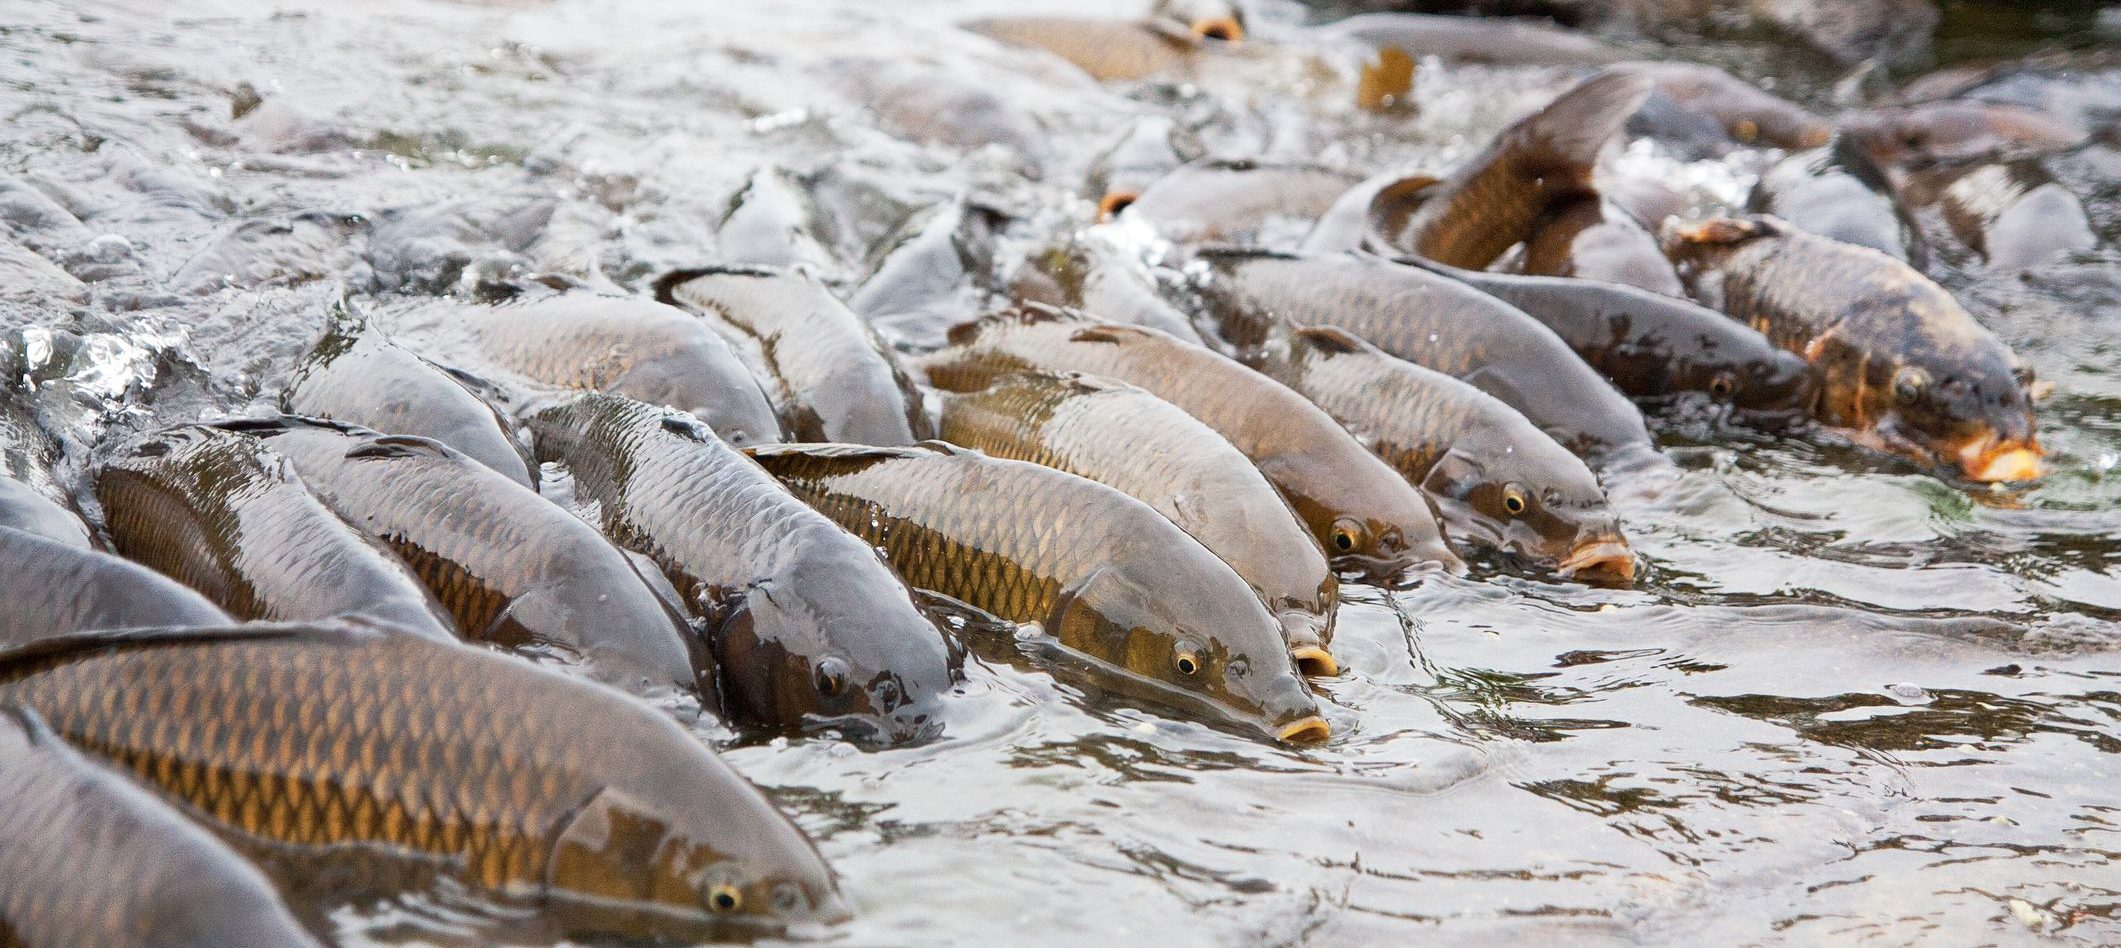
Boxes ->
[1193,246,1299,267]
[651,265,789,305]
[0,623,356,678]
[1664,215,1779,248]
[1503,69,1652,178]
[744,442,944,462]
[657,415,716,444]
[0,703,54,746]
[345,434,457,461]
[211,415,374,439]
[1292,325,1369,355]
[1051,371,1125,394]
[1066,324,1146,345]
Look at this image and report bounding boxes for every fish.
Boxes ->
[0,622,848,939]
[1373,70,1652,269]
[716,164,843,278]
[95,424,457,638]
[0,704,321,948]
[1662,215,2042,483]
[215,417,707,699]
[0,473,91,548]
[1747,135,1927,267]
[830,57,1050,176]
[1839,102,2087,169]
[0,526,231,644]
[1192,249,1656,462]
[849,197,1002,351]
[1010,230,1205,344]
[960,16,1204,84]
[283,295,536,488]
[1117,159,1359,244]
[1321,12,1628,67]
[1086,117,1202,218]
[655,266,932,445]
[1609,62,1832,150]
[424,293,782,447]
[1152,0,1245,42]
[747,442,1328,744]
[527,394,955,744]
[1402,256,1818,421]
[938,371,1342,674]
[920,306,1462,579]
[1935,161,2097,270]
[1252,326,1635,586]
[1515,196,1686,297]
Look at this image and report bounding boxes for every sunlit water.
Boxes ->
[1,0,2116,944]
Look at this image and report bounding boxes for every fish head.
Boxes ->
[1877,357,2042,483]
[548,785,850,938]
[1705,345,1819,424]
[707,567,955,745]
[1052,564,1327,744]
[1422,446,1636,586]
[1273,595,1339,678]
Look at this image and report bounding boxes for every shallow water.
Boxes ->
[1,0,2117,945]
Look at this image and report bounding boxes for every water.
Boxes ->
[2,0,2117,944]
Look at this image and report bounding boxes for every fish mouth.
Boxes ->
[1958,438,2043,483]
[1557,538,1636,587]
[1290,645,1339,678]
[1192,16,1243,43]
[1274,715,1330,744]
[1098,191,1140,220]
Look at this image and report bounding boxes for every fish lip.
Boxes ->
[1556,538,1637,587]
[1191,16,1244,43]
[1098,190,1140,220]
[1290,645,1339,678]
[1273,715,1330,744]
[1959,439,2043,483]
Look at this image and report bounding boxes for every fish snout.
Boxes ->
[1191,15,1243,43]
[1259,681,1328,745]
[1098,191,1140,220]
[1276,610,1338,677]
[1959,437,2043,483]
[1557,535,1637,587]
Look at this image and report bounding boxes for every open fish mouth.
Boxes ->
[1098,191,1140,220]
[1274,715,1330,744]
[1958,438,2043,483]
[1557,539,1637,587]
[1191,16,1244,43]
[1290,645,1339,678]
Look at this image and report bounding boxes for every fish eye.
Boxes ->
[1893,367,1931,405]
[1174,648,1202,677]
[707,883,743,914]
[1502,486,1528,516]
[1329,519,1363,553]
[770,883,804,915]
[1708,372,1736,401]
[813,657,848,697]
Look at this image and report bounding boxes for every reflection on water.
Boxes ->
[1,0,2118,943]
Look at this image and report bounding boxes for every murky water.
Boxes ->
[2,0,2117,944]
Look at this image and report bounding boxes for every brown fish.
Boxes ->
[217,417,706,699]
[939,372,1341,674]
[655,266,932,445]
[0,705,320,948]
[1152,0,1245,42]
[1376,70,1652,268]
[1839,102,2086,170]
[1254,327,1634,586]
[283,296,536,488]
[1011,231,1204,344]
[1118,159,1360,244]
[1609,61,1832,150]
[0,473,91,548]
[920,307,1461,579]
[1192,249,1656,461]
[748,442,1327,743]
[961,16,1202,83]
[1402,257,1817,422]
[830,57,1050,176]
[528,394,956,744]
[1662,215,2041,482]
[421,293,782,447]
[849,198,1002,351]
[0,623,848,940]
[1516,196,1686,297]
[95,425,456,638]
[1322,12,1627,66]
[0,526,230,645]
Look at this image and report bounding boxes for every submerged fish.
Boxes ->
[939,372,1341,674]
[749,442,1327,743]
[850,198,1001,351]
[920,307,1461,579]
[96,425,456,638]
[1011,231,1203,343]
[1515,196,1685,297]
[0,526,230,644]
[528,394,955,744]
[1322,12,1627,67]
[1663,215,2042,482]
[1839,102,2087,170]
[283,295,536,488]
[0,705,320,948]
[1192,249,1655,461]
[717,164,843,277]
[429,293,782,447]
[1403,257,1817,421]
[656,266,931,445]
[1374,70,1652,269]
[1610,61,1832,150]
[1748,135,1927,267]
[0,623,847,940]
[0,473,91,548]
[218,417,706,699]
[1116,160,1359,244]
[1253,326,1635,586]
[1086,117,1201,219]
[1936,161,2097,270]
